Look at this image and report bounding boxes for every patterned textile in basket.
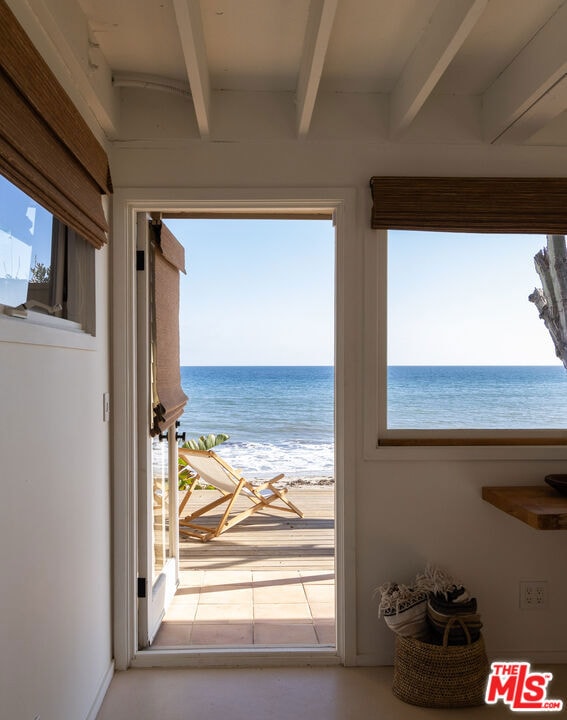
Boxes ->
[392,617,490,708]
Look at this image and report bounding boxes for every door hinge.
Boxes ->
[137,577,147,598]
[136,250,145,271]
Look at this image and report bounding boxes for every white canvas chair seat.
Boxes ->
[177,448,304,542]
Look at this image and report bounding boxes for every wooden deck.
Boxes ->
[178,488,335,571]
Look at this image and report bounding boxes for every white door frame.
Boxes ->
[111,187,358,669]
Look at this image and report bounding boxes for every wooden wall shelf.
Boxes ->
[482,486,567,530]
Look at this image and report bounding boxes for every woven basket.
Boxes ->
[392,617,490,708]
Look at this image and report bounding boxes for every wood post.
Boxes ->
[529,234,567,368]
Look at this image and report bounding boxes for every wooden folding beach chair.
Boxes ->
[177,448,304,542]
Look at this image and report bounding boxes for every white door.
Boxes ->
[136,213,179,647]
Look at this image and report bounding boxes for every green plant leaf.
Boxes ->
[178,433,230,488]
[181,433,230,451]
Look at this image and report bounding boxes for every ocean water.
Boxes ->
[388,365,567,429]
[177,366,335,479]
[172,365,567,481]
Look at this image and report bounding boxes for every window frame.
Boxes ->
[0,310,96,350]
[364,228,567,461]
[0,172,97,340]
[0,1,112,347]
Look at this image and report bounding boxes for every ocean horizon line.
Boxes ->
[180,363,334,368]
[388,363,564,368]
[180,362,562,367]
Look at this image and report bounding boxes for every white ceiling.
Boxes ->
[29,0,567,144]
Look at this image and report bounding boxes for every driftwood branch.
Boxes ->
[529,234,567,368]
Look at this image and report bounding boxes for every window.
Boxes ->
[0,173,95,334]
[0,0,111,339]
[387,230,567,435]
[370,176,567,447]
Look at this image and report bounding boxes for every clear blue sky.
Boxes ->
[165,218,335,366]
[164,221,559,367]
[388,230,562,366]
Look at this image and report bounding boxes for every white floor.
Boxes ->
[95,665,567,719]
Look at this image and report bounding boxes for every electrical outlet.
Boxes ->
[519,580,548,610]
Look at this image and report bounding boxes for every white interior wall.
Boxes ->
[112,92,567,666]
[0,4,114,716]
[0,248,112,719]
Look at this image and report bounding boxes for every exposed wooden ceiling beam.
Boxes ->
[494,75,567,145]
[296,0,338,139]
[390,0,487,137]
[482,2,567,143]
[172,0,210,139]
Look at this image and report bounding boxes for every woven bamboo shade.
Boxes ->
[370,177,567,233]
[0,0,112,249]
[151,221,188,435]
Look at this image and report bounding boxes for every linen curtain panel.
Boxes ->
[369,177,567,233]
[0,0,112,249]
[150,220,188,435]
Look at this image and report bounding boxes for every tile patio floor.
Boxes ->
[153,568,335,647]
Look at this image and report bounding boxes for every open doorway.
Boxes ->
[152,216,336,649]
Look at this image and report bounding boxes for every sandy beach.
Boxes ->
[282,475,334,488]
[190,474,334,491]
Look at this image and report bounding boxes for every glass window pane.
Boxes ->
[151,437,170,580]
[0,174,54,308]
[387,230,567,429]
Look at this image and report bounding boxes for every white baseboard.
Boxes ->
[86,660,115,720]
